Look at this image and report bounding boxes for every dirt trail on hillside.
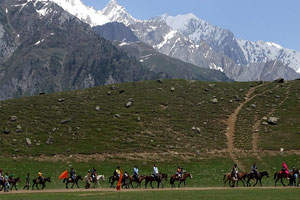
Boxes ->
[226,85,263,170]
[1,186,296,195]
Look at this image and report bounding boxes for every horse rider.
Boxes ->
[152,164,159,181]
[290,167,298,179]
[9,171,14,182]
[91,167,97,182]
[280,162,289,179]
[0,168,3,181]
[38,170,44,182]
[115,166,121,180]
[70,168,76,182]
[133,166,139,181]
[23,173,30,190]
[250,163,258,177]
[176,166,182,179]
[231,164,239,181]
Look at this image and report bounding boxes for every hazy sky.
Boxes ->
[82,0,300,51]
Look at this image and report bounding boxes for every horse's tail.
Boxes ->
[274,172,277,180]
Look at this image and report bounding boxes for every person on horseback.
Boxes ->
[115,166,121,180]
[0,169,3,182]
[91,167,97,183]
[176,166,182,179]
[38,170,44,182]
[280,162,289,179]
[250,163,258,177]
[9,171,14,182]
[70,168,76,182]
[152,164,159,181]
[231,164,238,181]
[133,166,139,180]
[4,172,9,192]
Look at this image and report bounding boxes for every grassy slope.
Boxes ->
[0,80,252,155]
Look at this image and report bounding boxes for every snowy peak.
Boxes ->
[49,0,109,26]
[238,39,300,73]
[101,0,137,26]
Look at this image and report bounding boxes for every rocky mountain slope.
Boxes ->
[50,0,300,81]
[0,0,157,100]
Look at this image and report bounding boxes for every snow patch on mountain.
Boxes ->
[49,0,109,26]
[238,40,300,73]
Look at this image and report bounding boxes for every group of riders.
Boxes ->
[231,161,298,181]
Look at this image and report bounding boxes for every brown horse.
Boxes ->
[223,172,248,187]
[32,177,51,190]
[144,173,168,189]
[9,177,21,191]
[170,173,192,188]
[63,175,82,189]
[274,171,291,187]
[128,176,145,188]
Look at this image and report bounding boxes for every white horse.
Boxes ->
[84,175,105,189]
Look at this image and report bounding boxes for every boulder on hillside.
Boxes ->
[170,87,175,92]
[274,78,284,83]
[211,98,218,104]
[26,138,32,147]
[11,116,17,121]
[46,136,54,145]
[126,102,132,108]
[268,117,279,125]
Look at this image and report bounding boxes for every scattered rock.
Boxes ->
[268,91,273,94]
[14,149,20,152]
[210,98,218,104]
[262,117,268,121]
[157,79,164,83]
[204,88,209,92]
[11,116,17,121]
[169,145,175,149]
[274,78,284,83]
[26,138,32,147]
[268,117,279,125]
[137,117,141,122]
[114,114,121,118]
[39,92,46,96]
[262,122,268,125]
[126,102,132,108]
[280,148,284,152]
[107,91,111,96]
[66,148,71,152]
[36,143,41,146]
[239,89,244,92]
[275,95,280,98]
[234,95,240,101]
[95,106,100,111]
[46,136,54,145]
[3,130,10,134]
[229,100,233,103]
[13,139,17,142]
[250,104,256,108]
[192,127,196,131]
[16,125,22,130]
[52,127,57,132]
[170,87,175,92]
[58,98,65,103]
[208,84,215,88]
[119,90,125,94]
[61,119,70,124]
[196,128,201,133]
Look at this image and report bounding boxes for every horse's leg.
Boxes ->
[150,180,154,189]
[241,179,245,187]
[178,181,182,188]
[66,181,68,189]
[184,180,186,187]
[275,177,278,187]
[281,178,286,187]
[259,179,262,187]
[253,179,258,187]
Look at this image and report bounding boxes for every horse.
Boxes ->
[32,177,51,190]
[144,173,168,189]
[0,178,8,192]
[9,177,21,191]
[274,171,291,187]
[108,175,119,188]
[128,176,145,188]
[170,173,192,188]
[63,175,82,189]
[223,172,248,187]
[246,171,269,187]
[85,175,105,189]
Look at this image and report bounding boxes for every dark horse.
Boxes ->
[0,178,8,192]
[170,173,192,188]
[9,177,21,191]
[144,173,168,189]
[128,176,145,188]
[288,169,299,186]
[108,175,119,188]
[63,175,82,189]
[32,177,51,190]
[247,171,269,187]
[223,172,248,187]
[274,171,291,187]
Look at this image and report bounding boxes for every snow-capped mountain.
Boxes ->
[163,13,247,65]
[238,40,300,73]
[10,0,300,81]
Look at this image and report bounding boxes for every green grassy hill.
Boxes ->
[1,79,300,189]
[1,79,300,157]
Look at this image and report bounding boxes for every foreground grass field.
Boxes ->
[2,189,300,200]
